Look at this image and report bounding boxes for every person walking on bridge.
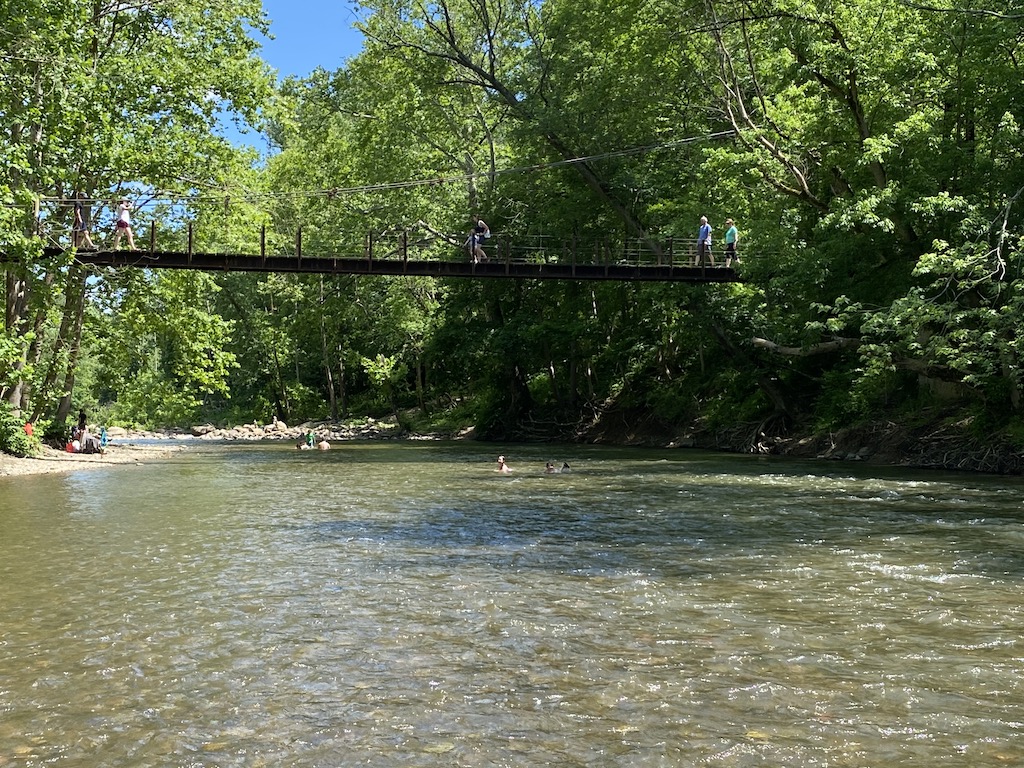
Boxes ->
[72,192,96,250]
[724,218,739,267]
[696,215,713,267]
[469,215,490,263]
[112,199,138,251]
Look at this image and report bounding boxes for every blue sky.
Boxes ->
[224,0,366,149]
[258,0,366,79]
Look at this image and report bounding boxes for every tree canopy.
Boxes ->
[3,0,1024,453]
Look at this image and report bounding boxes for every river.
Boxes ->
[1,441,1022,766]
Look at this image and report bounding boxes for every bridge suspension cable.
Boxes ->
[37,130,735,208]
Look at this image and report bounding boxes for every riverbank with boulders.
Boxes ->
[5,412,1022,478]
[1,417,435,478]
[180,416,442,443]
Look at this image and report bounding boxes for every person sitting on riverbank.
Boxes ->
[497,455,512,474]
[80,431,104,454]
[67,426,104,454]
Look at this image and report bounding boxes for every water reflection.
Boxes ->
[1,443,1023,766]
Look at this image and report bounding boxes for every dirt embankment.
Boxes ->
[581,407,1024,475]
[769,421,1024,475]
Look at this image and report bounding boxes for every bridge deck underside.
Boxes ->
[41,248,739,283]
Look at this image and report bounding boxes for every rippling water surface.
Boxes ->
[1,442,1023,766]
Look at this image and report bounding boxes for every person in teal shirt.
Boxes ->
[724,218,740,267]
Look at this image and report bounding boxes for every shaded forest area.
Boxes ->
[3,0,1024,468]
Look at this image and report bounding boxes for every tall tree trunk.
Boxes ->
[319,279,339,421]
[4,267,30,410]
[21,270,59,412]
[337,356,347,416]
[568,337,580,409]
[31,268,85,423]
[53,270,89,429]
[271,345,289,422]
[416,354,427,413]
[5,60,46,412]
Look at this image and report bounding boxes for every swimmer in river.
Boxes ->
[497,455,512,474]
[545,461,571,474]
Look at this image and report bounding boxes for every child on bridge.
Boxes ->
[112,199,138,251]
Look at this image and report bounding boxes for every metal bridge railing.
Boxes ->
[33,219,736,270]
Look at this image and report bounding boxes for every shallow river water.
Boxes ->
[1,441,1023,766]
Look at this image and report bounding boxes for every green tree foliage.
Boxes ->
[1,0,273,437]
[205,0,1024,440]
[93,270,237,426]
[6,0,1024,450]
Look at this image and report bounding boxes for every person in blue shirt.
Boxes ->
[696,215,714,266]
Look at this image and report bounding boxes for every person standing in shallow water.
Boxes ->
[496,455,512,474]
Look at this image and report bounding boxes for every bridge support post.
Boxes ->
[260,225,266,266]
[149,220,156,255]
[401,230,408,272]
[296,227,302,261]
[187,222,193,265]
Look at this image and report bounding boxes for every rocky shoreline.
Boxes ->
[179,416,431,443]
[4,413,1022,478]
[0,442,189,478]
[0,417,446,478]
